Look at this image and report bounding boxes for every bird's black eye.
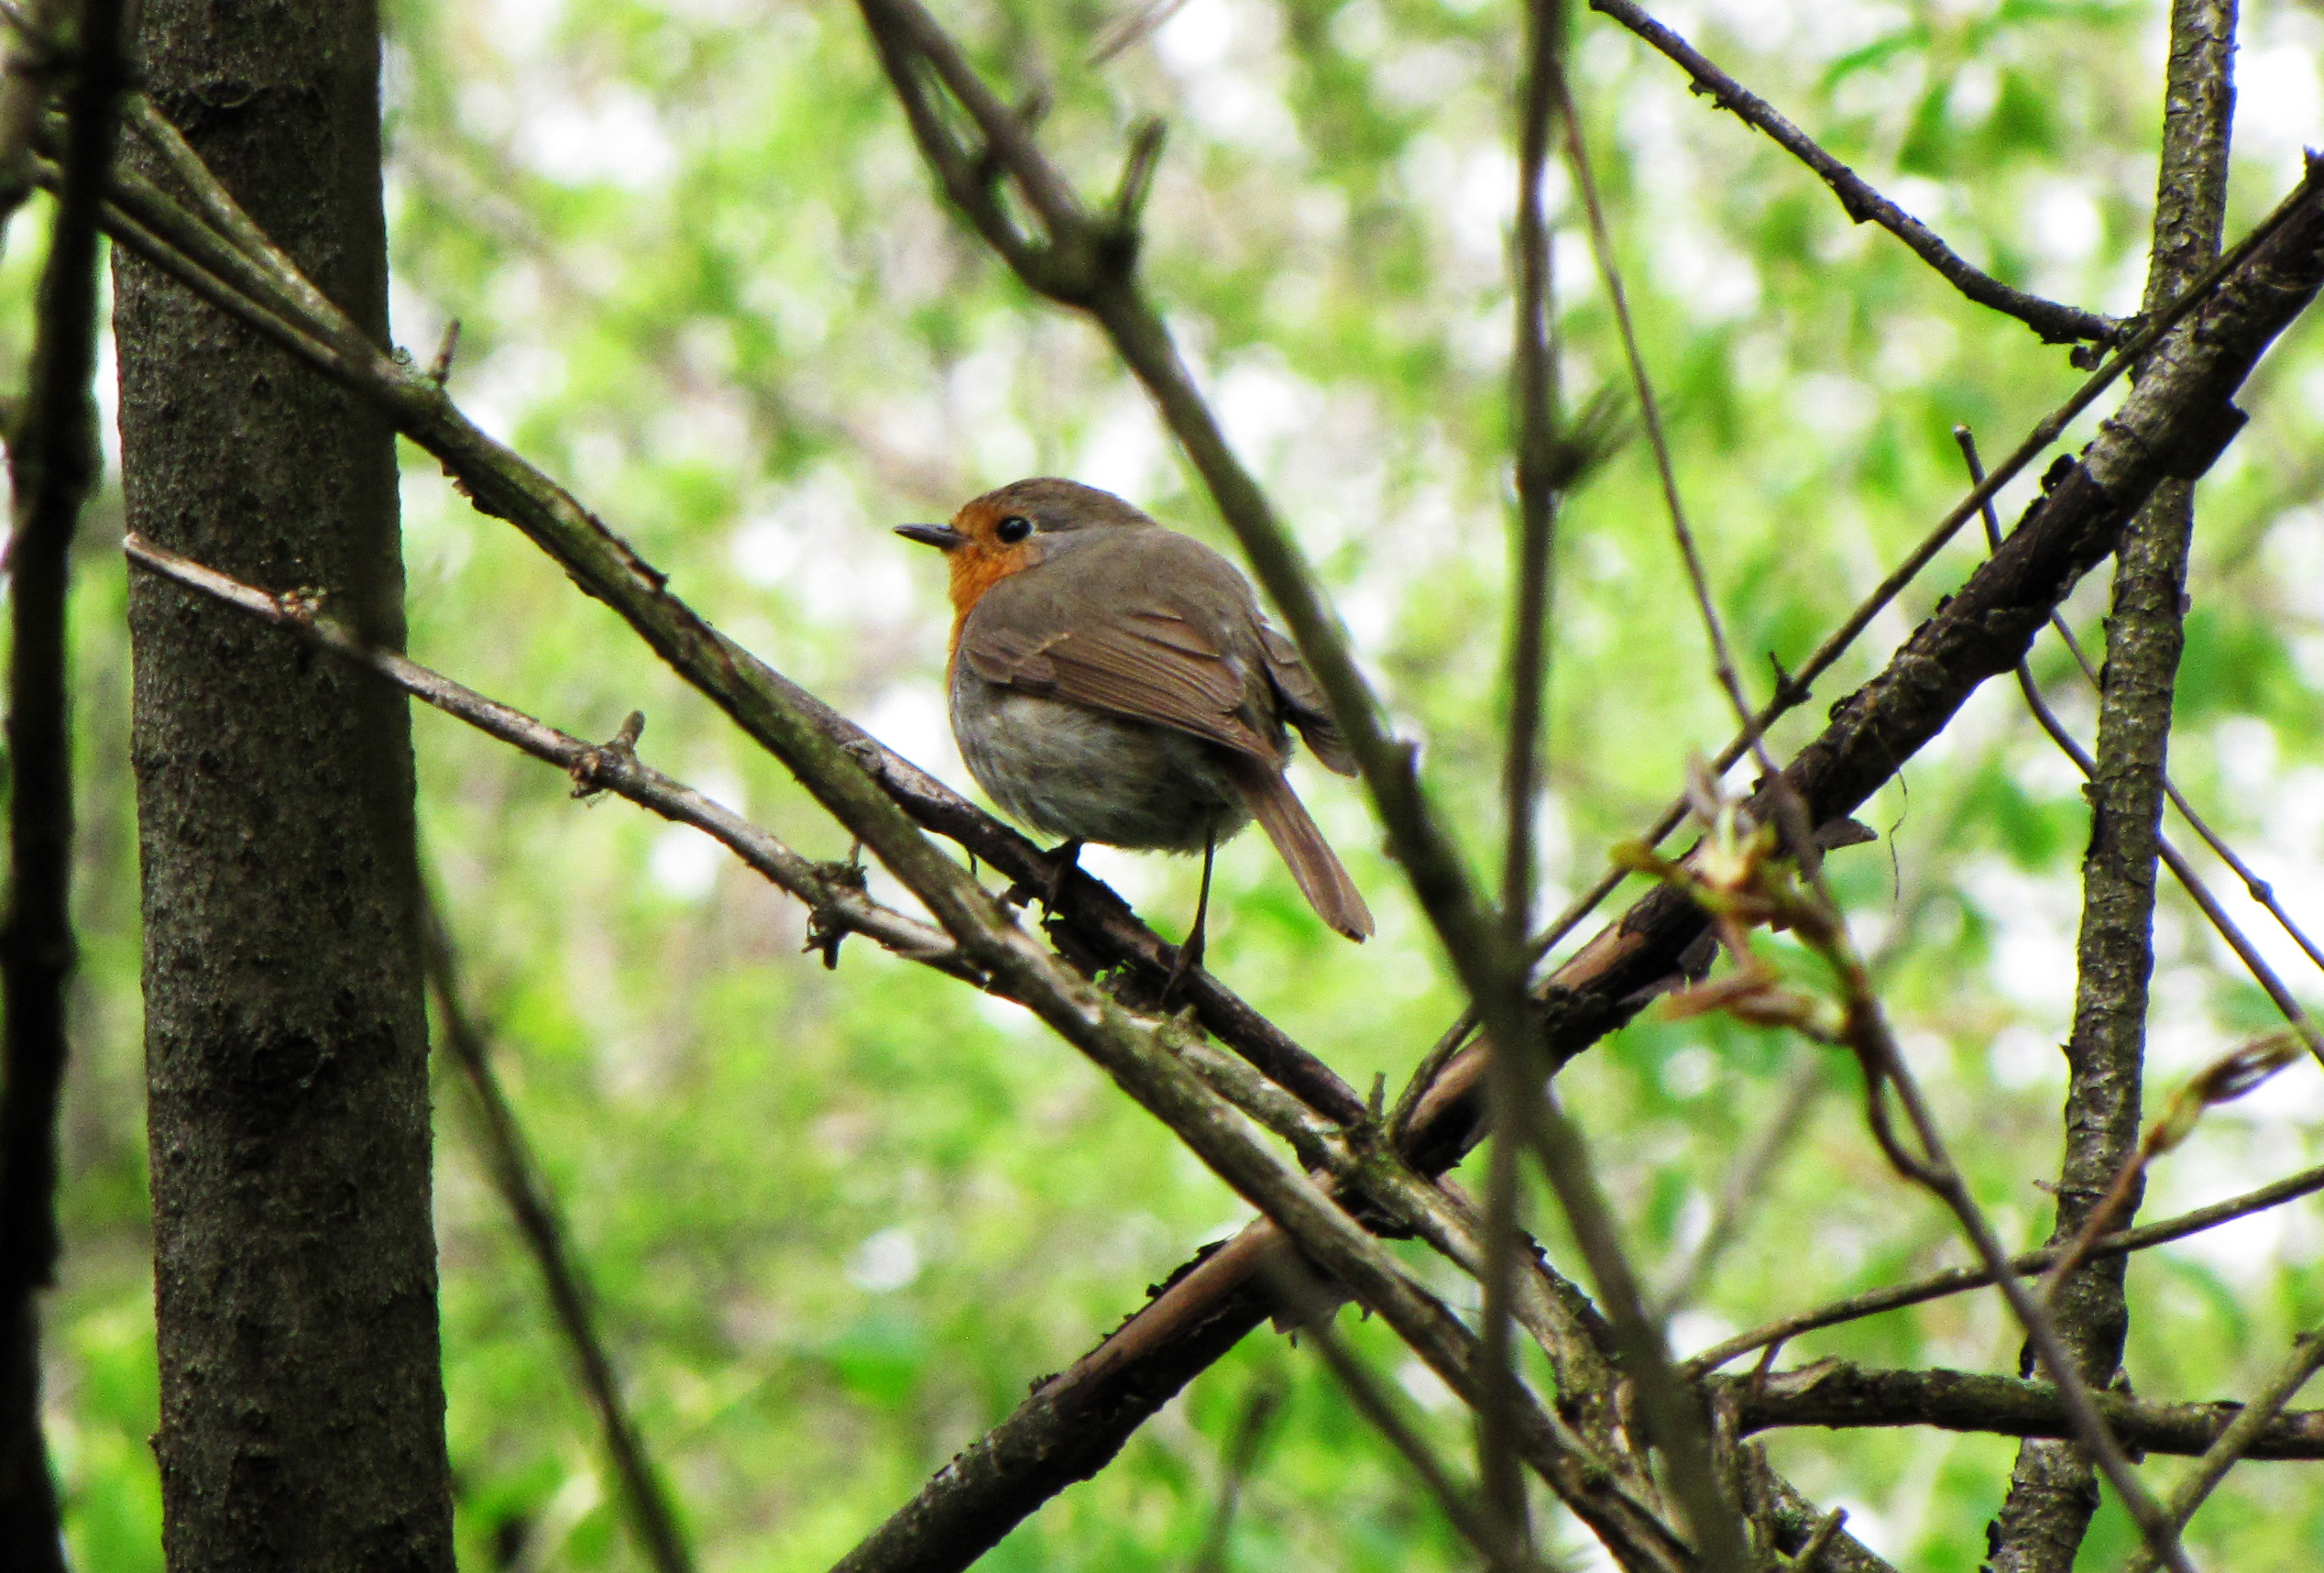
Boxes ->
[995,514,1034,544]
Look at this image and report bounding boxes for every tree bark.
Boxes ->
[111,4,454,1568]
[1985,6,2235,1568]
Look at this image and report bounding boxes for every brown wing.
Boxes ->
[1255,624,1356,776]
[959,534,1283,762]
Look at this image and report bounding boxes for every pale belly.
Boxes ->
[949,674,1252,852]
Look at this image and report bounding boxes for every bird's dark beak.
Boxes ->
[894,522,967,551]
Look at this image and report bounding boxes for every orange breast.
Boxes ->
[945,538,1039,652]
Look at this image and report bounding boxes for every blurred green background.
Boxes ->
[18,0,2324,1566]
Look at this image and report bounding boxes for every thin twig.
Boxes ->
[1684,1156,2324,1375]
[2034,1032,2301,1308]
[2124,1329,2324,1572]
[1260,1258,1529,1573]
[1186,1372,1285,1573]
[1652,1057,1825,1319]
[1479,0,1566,1550]
[122,535,976,978]
[854,8,1750,1565]
[0,0,126,1558]
[1586,0,2118,347]
[1958,426,2324,1063]
[423,898,700,1573]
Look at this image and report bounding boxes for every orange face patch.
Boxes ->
[942,499,1043,632]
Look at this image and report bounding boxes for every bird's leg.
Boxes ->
[1044,838,1084,913]
[1163,830,1214,1006]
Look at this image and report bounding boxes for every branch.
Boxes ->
[1956,426,2324,1064]
[120,535,974,977]
[1683,1157,2324,1375]
[422,899,699,1573]
[860,6,1757,1561]
[1990,5,2238,1566]
[2127,1330,2324,1572]
[1728,1359,2324,1460]
[1585,0,2120,347]
[0,0,126,1558]
[1479,0,1566,1550]
[71,109,1367,1130]
[829,160,2324,1571]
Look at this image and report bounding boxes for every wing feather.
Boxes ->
[960,581,1279,760]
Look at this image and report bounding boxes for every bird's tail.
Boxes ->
[1226,759,1374,941]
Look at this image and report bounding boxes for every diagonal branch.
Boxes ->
[121,536,972,979]
[826,155,2324,1572]
[423,898,699,1573]
[2125,1328,2324,1572]
[1586,0,2120,348]
[1957,425,2324,1062]
[859,8,1758,1563]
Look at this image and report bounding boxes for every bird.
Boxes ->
[896,478,1373,985]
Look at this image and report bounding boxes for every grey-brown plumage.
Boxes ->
[902,478,1373,942]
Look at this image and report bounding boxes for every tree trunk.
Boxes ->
[111,3,455,1568]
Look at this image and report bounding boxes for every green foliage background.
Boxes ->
[19,0,2324,1567]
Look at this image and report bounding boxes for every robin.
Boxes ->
[897,478,1373,981]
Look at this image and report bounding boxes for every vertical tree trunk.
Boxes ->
[111,5,455,1569]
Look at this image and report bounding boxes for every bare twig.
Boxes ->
[1479,0,1568,1549]
[2035,1032,2302,1307]
[1652,1058,1825,1320]
[1260,1259,1528,1573]
[2125,1329,2324,1572]
[1683,1157,2324,1375]
[1512,162,2317,992]
[423,898,699,1573]
[1186,1372,1284,1573]
[121,536,974,980]
[0,0,126,1556]
[1585,0,2118,347]
[856,7,1751,1564]
[1728,1358,2324,1460]
[1957,425,2324,1065]
[1631,793,2194,1573]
